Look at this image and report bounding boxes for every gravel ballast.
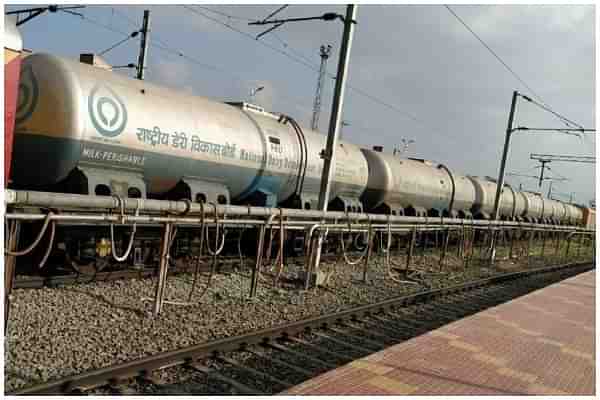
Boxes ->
[4,243,590,392]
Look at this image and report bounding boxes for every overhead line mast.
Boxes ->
[311,44,332,131]
[136,10,151,80]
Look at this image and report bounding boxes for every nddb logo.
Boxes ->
[16,66,39,125]
[88,84,128,138]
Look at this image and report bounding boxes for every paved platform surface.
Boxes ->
[285,270,595,395]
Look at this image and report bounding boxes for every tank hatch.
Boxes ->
[226,101,281,121]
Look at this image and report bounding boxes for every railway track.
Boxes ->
[9,261,593,395]
[14,264,200,289]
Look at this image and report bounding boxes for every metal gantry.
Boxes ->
[530,153,596,164]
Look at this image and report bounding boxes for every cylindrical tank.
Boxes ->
[513,191,527,219]
[521,192,544,221]
[568,204,583,225]
[503,184,524,219]
[437,164,477,218]
[299,134,368,210]
[4,15,22,185]
[12,53,369,206]
[564,203,578,225]
[553,200,567,224]
[540,197,554,222]
[451,174,477,217]
[468,177,514,219]
[361,152,453,216]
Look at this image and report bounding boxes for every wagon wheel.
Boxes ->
[64,243,111,275]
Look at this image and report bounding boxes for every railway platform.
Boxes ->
[284,269,595,395]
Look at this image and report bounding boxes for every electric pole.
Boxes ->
[537,159,551,188]
[489,90,518,266]
[316,5,357,212]
[248,5,358,285]
[492,91,518,222]
[312,5,357,280]
[136,10,150,80]
[311,44,332,131]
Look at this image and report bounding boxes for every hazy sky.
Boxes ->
[7,3,596,205]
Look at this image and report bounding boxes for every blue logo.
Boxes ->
[16,66,39,125]
[88,84,128,138]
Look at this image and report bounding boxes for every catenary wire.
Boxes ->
[182,5,319,71]
[98,31,138,56]
[63,11,315,119]
[193,5,255,22]
[518,94,584,130]
[444,5,544,104]
[444,5,586,131]
[182,5,444,135]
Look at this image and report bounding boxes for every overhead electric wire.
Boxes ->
[506,173,540,180]
[69,11,314,118]
[145,43,315,118]
[262,5,289,22]
[70,6,448,136]
[344,84,430,129]
[518,94,584,130]
[98,30,138,56]
[444,5,588,133]
[78,13,131,36]
[545,166,569,181]
[194,5,255,22]
[444,5,544,102]
[269,31,317,67]
[509,166,540,177]
[110,6,139,28]
[62,5,590,142]
[515,128,594,135]
[182,5,318,71]
[182,5,443,135]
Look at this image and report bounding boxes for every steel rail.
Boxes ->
[8,261,593,395]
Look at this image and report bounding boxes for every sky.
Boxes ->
[6,3,596,206]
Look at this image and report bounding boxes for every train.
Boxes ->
[5,16,595,231]
[5,16,23,185]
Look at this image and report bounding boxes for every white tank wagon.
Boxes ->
[11,53,582,225]
[565,204,583,225]
[467,176,516,220]
[520,191,544,222]
[359,151,475,217]
[540,197,554,223]
[553,200,568,224]
[12,53,368,210]
[510,187,527,219]
[546,199,568,224]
